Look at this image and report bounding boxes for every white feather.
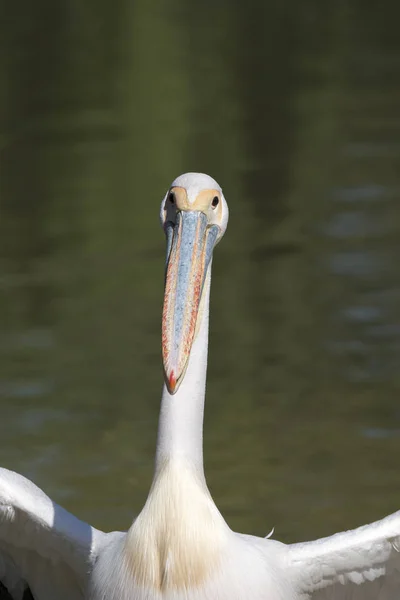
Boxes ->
[287,510,400,598]
[0,467,104,599]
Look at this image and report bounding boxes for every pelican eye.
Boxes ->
[168,192,175,204]
[211,196,219,209]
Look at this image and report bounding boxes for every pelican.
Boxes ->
[0,172,399,600]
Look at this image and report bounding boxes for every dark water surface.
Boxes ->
[1,1,400,542]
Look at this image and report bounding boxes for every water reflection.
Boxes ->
[1,0,400,543]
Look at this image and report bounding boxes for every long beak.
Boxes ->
[162,211,219,394]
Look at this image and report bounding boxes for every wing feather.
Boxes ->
[0,468,105,600]
[287,510,400,599]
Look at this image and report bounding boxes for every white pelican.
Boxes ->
[0,172,399,600]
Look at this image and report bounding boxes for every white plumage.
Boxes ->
[0,173,399,600]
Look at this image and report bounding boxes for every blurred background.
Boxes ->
[1,0,400,542]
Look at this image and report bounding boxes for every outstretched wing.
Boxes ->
[287,510,400,599]
[0,468,105,600]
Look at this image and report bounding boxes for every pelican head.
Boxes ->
[160,173,229,395]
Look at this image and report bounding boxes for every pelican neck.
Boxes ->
[154,270,211,478]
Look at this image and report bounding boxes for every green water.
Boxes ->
[1,0,400,543]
